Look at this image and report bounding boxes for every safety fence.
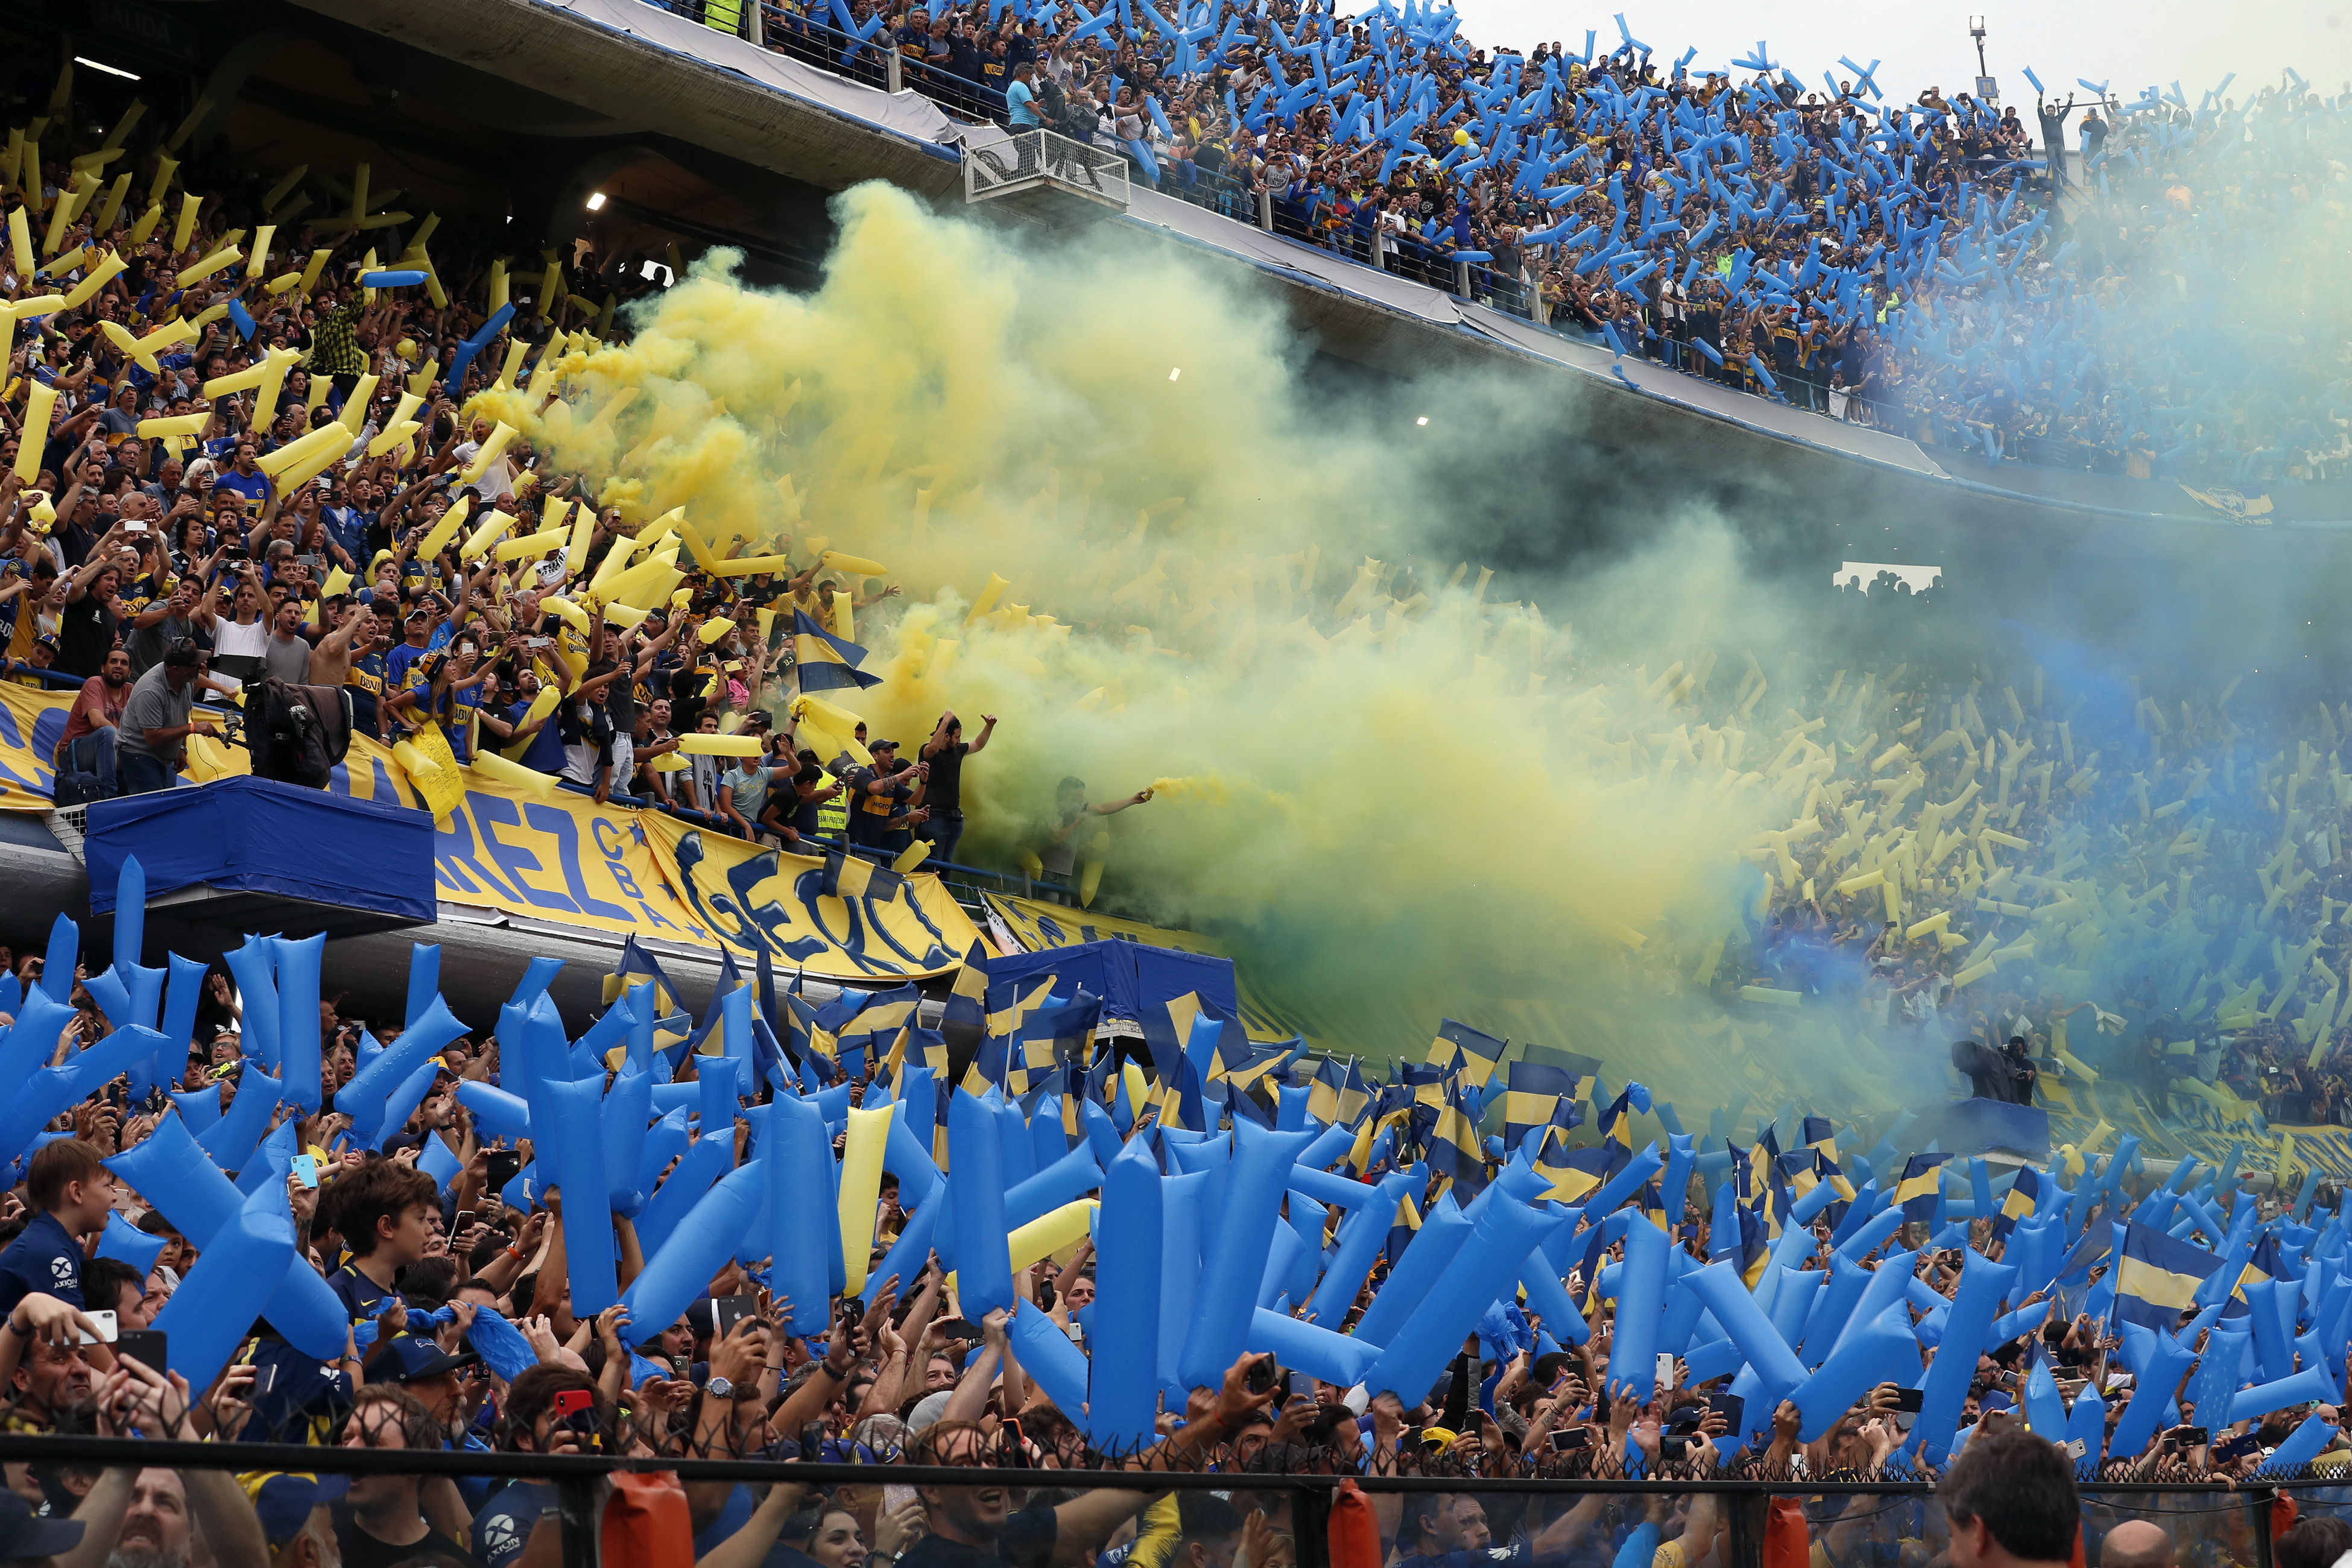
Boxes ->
[3,1435,2349,1568]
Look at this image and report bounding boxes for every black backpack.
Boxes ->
[248,678,354,789]
[50,733,118,808]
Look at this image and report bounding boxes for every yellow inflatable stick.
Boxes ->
[819,551,887,577]
[893,841,932,874]
[710,554,791,577]
[414,495,473,562]
[458,509,518,560]
[460,422,517,487]
[337,372,381,434]
[57,249,127,311]
[174,245,241,286]
[838,1105,891,1292]
[499,685,564,761]
[492,525,567,563]
[14,384,57,482]
[789,694,873,770]
[677,733,763,756]
[169,190,202,253]
[136,413,210,438]
[966,572,1010,624]
[467,748,562,798]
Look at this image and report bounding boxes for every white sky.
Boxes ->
[1437,0,2350,113]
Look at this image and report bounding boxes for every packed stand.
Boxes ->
[735,0,2351,484]
[0,83,991,865]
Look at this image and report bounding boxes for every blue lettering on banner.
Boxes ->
[0,701,48,796]
[517,800,634,923]
[669,832,954,975]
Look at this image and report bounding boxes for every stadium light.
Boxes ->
[1168,367,1180,381]
[586,192,607,210]
[1415,416,1429,425]
[74,55,141,80]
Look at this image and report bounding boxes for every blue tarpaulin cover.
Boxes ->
[983,938,1239,1028]
[1924,1096,2050,1161]
[86,777,434,923]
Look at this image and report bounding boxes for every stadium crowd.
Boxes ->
[751,0,2352,484]
[11,37,2352,1568]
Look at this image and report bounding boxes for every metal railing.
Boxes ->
[2,1436,2346,1568]
[964,128,1131,211]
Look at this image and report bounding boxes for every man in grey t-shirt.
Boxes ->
[118,642,220,794]
[262,599,314,684]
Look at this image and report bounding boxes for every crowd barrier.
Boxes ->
[4,1438,2348,1568]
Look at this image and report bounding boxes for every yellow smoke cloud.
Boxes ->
[492,183,1832,1101]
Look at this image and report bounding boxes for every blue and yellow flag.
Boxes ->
[830,982,919,1079]
[2113,1222,2228,1332]
[1429,1075,1488,1200]
[1308,1057,1372,1128]
[1599,1081,1652,1178]
[1426,1020,1508,1089]
[1895,1152,1952,1224]
[823,848,904,904]
[1384,1190,1423,1266]
[1993,1166,2041,1239]
[791,609,884,692]
[1535,1138,1611,1203]
[1007,993,1102,1096]
[1503,1061,1588,1151]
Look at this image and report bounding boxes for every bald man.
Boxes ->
[2102,1520,2175,1568]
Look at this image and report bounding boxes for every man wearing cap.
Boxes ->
[0,633,60,689]
[0,1490,81,1563]
[116,642,221,795]
[245,1472,347,1568]
[844,740,928,852]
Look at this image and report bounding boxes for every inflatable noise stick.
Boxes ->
[365,419,423,461]
[137,413,211,439]
[820,551,888,577]
[330,371,382,438]
[175,244,242,287]
[7,207,31,277]
[149,1181,297,1393]
[460,422,518,487]
[967,572,1011,624]
[170,189,203,253]
[677,732,765,757]
[467,748,562,798]
[57,248,127,312]
[13,384,57,483]
[491,524,566,563]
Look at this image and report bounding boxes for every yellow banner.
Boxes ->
[640,812,979,981]
[0,683,970,979]
[0,682,71,808]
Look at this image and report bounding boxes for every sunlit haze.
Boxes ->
[1437,0,2348,112]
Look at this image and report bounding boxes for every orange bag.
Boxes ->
[1763,1497,1810,1568]
[1329,1478,1383,1568]
[602,1470,693,1566]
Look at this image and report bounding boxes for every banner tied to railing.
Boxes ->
[0,683,976,980]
